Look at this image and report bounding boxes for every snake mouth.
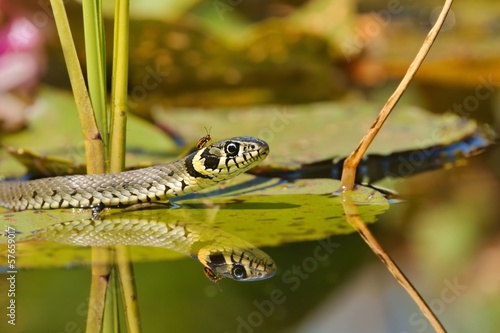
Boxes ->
[250,137,270,156]
[258,142,270,158]
[241,137,270,164]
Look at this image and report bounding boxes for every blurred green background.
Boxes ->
[0,0,499,332]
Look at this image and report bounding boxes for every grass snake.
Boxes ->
[0,136,269,211]
[1,136,272,281]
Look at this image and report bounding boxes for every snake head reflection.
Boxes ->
[201,249,276,282]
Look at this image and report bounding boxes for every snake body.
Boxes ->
[0,137,269,211]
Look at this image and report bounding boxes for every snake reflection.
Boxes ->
[29,213,276,282]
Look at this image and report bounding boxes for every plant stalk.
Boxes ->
[109,0,141,331]
[50,2,111,332]
[82,0,108,150]
[341,195,446,332]
[109,0,130,172]
[339,0,454,190]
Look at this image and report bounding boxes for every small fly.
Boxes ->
[196,126,212,150]
[203,266,223,291]
[203,266,221,282]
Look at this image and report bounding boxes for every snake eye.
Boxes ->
[231,265,247,280]
[225,142,239,156]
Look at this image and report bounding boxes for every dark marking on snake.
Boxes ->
[163,185,171,195]
[182,225,191,239]
[200,149,220,170]
[231,251,237,264]
[225,157,239,170]
[209,252,227,267]
[185,153,213,178]
[232,251,244,264]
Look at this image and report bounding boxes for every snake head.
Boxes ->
[199,248,276,282]
[191,137,270,180]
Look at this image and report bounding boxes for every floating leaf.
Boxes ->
[1,87,485,177]
[0,178,388,269]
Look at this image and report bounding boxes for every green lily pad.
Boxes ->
[0,178,388,269]
[153,104,481,166]
[0,86,480,177]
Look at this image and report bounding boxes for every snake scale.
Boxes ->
[0,136,269,211]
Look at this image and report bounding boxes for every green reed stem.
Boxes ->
[109,0,130,172]
[109,0,142,331]
[87,247,114,333]
[49,0,105,173]
[50,1,111,332]
[82,0,108,151]
[116,245,141,333]
[342,195,447,333]
[103,267,120,333]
